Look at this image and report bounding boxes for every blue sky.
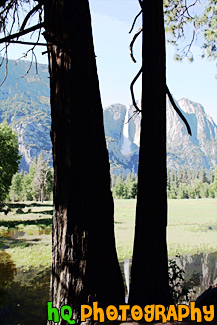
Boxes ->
[89,0,217,124]
[6,0,217,123]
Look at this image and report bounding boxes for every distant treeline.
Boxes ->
[167,167,217,199]
[8,161,217,201]
[111,168,217,199]
[111,172,138,199]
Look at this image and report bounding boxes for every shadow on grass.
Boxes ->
[36,210,53,216]
[1,202,53,210]
[13,209,53,216]
[0,235,42,250]
[0,218,52,229]
[28,202,53,207]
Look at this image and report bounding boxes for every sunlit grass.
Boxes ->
[7,236,51,270]
[114,198,217,261]
[0,202,52,269]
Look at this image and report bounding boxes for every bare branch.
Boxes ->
[129,10,142,34]
[166,85,192,136]
[184,0,198,19]
[0,47,8,86]
[0,23,44,44]
[9,40,47,46]
[20,3,42,32]
[129,27,143,63]
[15,23,43,78]
[181,21,196,57]
[130,67,142,113]
[126,110,140,124]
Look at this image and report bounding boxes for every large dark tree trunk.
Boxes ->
[129,0,171,306]
[44,1,125,323]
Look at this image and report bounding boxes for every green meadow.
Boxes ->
[0,198,216,269]
[115,198,217,261]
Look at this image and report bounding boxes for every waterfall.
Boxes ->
[121,106,132,156]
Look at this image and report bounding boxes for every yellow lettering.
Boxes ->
[106,305,118,321]
[166,305,178,322]
[190,302,202,322]
[131,305,143,321]
[119,305,130,321]
[144,305,155,322]
[155,305,167,323]
[177,304,190,321]
[93,302,104,322]
[80,305,92,322]
[203,305,214,322]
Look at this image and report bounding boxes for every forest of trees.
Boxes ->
[8,153,53,202]
[167,168,217,199]
[7,166,217,201]
[111,168,217,199]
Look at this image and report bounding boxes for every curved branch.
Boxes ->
[130,67,142,113]
[138,0,143,9]
[0,23,44,44]
[129,10,142,34]
[129,27,143,63]
[20,3,42,32]
[166,85,192,136]
[184,0,198,19]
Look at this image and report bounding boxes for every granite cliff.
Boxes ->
[0,59,216,173]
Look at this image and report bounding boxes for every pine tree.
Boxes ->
[32,153,49,202]
[199,168,208,184]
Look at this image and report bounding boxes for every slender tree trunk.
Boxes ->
[41,183,44,203]
[44,1,125,323]
[129,0,171,306]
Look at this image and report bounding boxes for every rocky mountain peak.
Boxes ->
[178,98,205,115]
[0,59,216,173]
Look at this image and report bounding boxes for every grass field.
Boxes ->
[114,198,217,261]
[0,202,52,270]
[0,198,217,268]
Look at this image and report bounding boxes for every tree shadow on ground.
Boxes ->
[13,209,53,216]
[28,202,53,207]
[0,218,52,229]
[0,235,42,250]
[36,210,53,216]
[0,202,53,211]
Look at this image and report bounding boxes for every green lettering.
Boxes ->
[61,305,75,324]
[47,301,60,323]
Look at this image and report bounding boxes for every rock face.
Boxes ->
[104,98,217,173]
[0,60,52,171]
[0,59,216,173]
[166,97,217,170]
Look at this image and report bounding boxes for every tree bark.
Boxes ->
[129,0,171,306]
[44,1,125,323]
